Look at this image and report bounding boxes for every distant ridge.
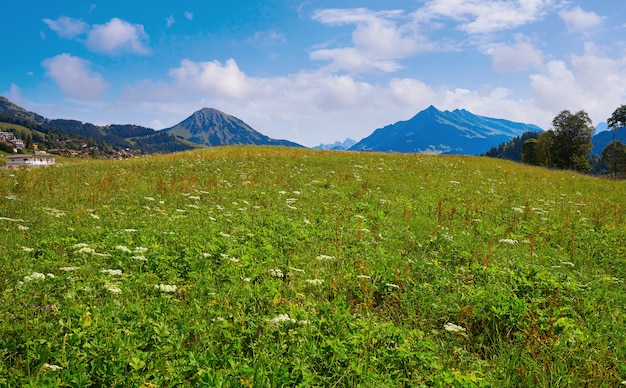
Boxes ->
[164,108,302,148]
[313,138,357,150]
[350,105,543,155]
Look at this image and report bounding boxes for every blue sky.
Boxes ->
[2,0,625,146]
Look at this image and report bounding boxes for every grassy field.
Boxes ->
[1,146,625,387]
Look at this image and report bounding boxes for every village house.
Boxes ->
[5,151,56,169]
[0,131,24,151]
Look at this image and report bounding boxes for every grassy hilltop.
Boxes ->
[1,146,625,386]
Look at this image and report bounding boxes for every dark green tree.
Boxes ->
[520,138,539,165]
[551,110,594,171]
[601,140,626,178]
[535,130,556,167]
[608,105,626,130]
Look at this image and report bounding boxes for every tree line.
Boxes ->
[519,105,626,178]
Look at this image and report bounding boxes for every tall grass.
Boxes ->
[1,146,624,386]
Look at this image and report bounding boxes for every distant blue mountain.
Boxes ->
[349,105,543,155]
[314,138,357,150]
[591,127,626,155]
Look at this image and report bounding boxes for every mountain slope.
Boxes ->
[0,97,199,154]
[164,108,302,147]
[591,127,626,155]
[350,105,543,155]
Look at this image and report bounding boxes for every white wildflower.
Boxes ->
[444,322,466,333]
[115,245,132,253]
[155,284,177,293]
[278,190,287,195]
[289,267,305,274]
[292,190,301,195]
[4,195,18,200]
[218,232,231,238]
[104,283,122,294]
[286,198,297,204]
[42,363,63,371]
[21,246,34,252]
[124,228,137,232]
[316,254,336,261]
[286,205,297,210]
[512,207,524,213]
[59,266,80,272]
[100,269,122,276]
[17,225,29,230]
[269,268,284,278]
[90,214,100,220]
[449,180,460,185]
[23,272,46,283]
[385,282,400,289]
[357,275,371,280]
[242,277,252,282]
[131,255,148,261]
[298,320,310,325]
[269,313,295,326]
[305,279,324,286]
[499,238,518,245]
[77,247,95,254]
[43,208,66,217]
[561,261,575,267]
[144,196,155,201]
[46,273,55,279]
[72,243,89,249]
[134,247,148,253]
[188,195,200,200]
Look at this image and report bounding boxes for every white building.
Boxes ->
[5,151,56,169]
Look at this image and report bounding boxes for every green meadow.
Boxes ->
[1,146,625,387]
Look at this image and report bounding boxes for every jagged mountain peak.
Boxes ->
[350,106,543,155]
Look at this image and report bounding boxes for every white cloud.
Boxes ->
[310,48,401,73]
[42,53,109,100]
[184,11,193,21]
[169,59,255,99]
[484,34,543,72]
[313,75,376,110]
[253,30,287,46]
[86,18,150,55]
[166,15,175,27]
[530,46,626,127]
[558,6,604,32]
[311,8,430,74]
[42,16,89,39]
[389,78,436,108]
[417,0,552,34]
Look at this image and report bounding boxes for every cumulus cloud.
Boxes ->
[184,11,193,21]
[530,47,626,126]
[484,35,543,72]
[311,8,430,74]
[166,15,175,27]
[42,53,109,100]
[417,0,552,34]
[86,18,150,55]
[558,6,604,32]
[169,59,255,99]
[42,16,89,39]
[389,78,436,108]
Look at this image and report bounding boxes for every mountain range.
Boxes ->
[349,105,543,155]
[0,97,300,154]
[2,96,623,160]
[314,138,357,150]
